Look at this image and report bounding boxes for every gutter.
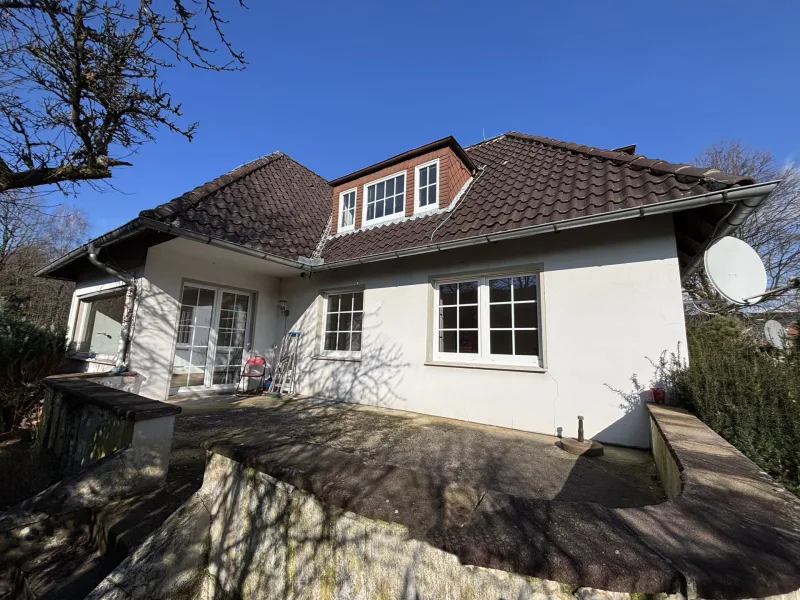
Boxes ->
[38,180,779,284]
[679,184,776,283]
[313,180,780,273]
[138,218,306,270]
[35,218,145,279]
[36,217,306,279]
[87,243,136,372]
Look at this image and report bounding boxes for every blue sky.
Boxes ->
[74,1,800,237]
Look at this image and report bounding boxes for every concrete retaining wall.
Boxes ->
[649,416,682,499]
[84,406,800,600]
[88,451,662,600]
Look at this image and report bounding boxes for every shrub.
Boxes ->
[667,315,800,496]
[0,306,68,432]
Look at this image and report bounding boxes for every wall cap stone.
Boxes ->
[44,376,180,422]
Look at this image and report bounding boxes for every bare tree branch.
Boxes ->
[684,141,800,314]
[0,0,246,193]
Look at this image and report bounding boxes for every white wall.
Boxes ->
[280,217,688,448]
[127,238,290,401]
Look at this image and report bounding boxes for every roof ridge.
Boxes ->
[140,151,286,220]
[464,132,508,150]
[280,153,331,186]
[505,132,753,186]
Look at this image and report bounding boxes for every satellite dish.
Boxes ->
[704,237,767,305]
[764,320,787,350]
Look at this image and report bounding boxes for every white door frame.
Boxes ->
[171,282,255,394]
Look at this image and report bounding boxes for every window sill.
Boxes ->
[312,354,362,363]
[68,353,116,365]
[413,204,439,216]
[425,360,546,373]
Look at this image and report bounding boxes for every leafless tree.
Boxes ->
[684,140,800,313]
[0,190,88,325]
[0,0,246,193]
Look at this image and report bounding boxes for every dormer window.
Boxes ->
[339,188,356,232]
[415,159,439,213]
[363,171,405,225]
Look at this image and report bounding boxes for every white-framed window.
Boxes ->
[433,273,542,367]
[321,290,364,357]
[339,188,356,232]
[415,158,439,213]
[362,171,405,226]
[71,290,127,359]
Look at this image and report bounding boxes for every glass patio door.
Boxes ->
[170,284,252,394]
[211,292,250,385]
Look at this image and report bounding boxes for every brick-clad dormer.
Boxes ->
[329,137,475,235]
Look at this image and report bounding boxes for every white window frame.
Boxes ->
[319,288,364,360]
[70,286,128,362]
[414,158,440,214]
[361,169,406,227]
[338,187,357,232]
[432,272,542,368]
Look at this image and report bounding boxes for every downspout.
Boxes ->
[87,243,135,372]
[679,183,778,283]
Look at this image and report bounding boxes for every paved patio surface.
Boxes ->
[168,395,665,508]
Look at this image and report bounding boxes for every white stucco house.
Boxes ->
[37,132,776,447]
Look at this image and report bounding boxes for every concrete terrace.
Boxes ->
[168,395,665,508]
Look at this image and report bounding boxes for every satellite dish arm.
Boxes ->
[741,277,800,304]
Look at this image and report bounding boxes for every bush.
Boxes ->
[667,315,800,496]
[0,306,68,432]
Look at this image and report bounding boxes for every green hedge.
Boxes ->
[668,316,800,496]
[0,307,67,432]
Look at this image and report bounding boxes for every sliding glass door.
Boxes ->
[170,283,253,394]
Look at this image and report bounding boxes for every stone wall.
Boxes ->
[38,374,179,479]
[87,452,654,600]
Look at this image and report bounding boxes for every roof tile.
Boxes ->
[137,132,754,268]
[140,152,331,261]
[320,133,754,264]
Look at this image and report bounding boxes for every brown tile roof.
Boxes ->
[320,132,754,264]
[136,132,755,268]
[140,152,331,261]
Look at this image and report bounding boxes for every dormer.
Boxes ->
[329,136,476,235]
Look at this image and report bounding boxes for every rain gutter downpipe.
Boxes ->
[87,243,135,373]
[679,181,779,283]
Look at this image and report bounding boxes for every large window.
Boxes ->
[363,172,405,225]
[72,290,126,358]
[322,290,364,355]
[339,188,356,232]
[434,273,542,366]
[415,159,439,213]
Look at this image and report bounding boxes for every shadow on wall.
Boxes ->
[289,306,411,410]
[596,349,684,448]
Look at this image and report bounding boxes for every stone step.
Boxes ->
[2,487,190,599]
[9,531,110,600]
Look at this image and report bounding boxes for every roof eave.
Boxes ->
[315,181,780,273]
[679,180,779,283]
[36,216,307,280]
[35,217,147,279]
